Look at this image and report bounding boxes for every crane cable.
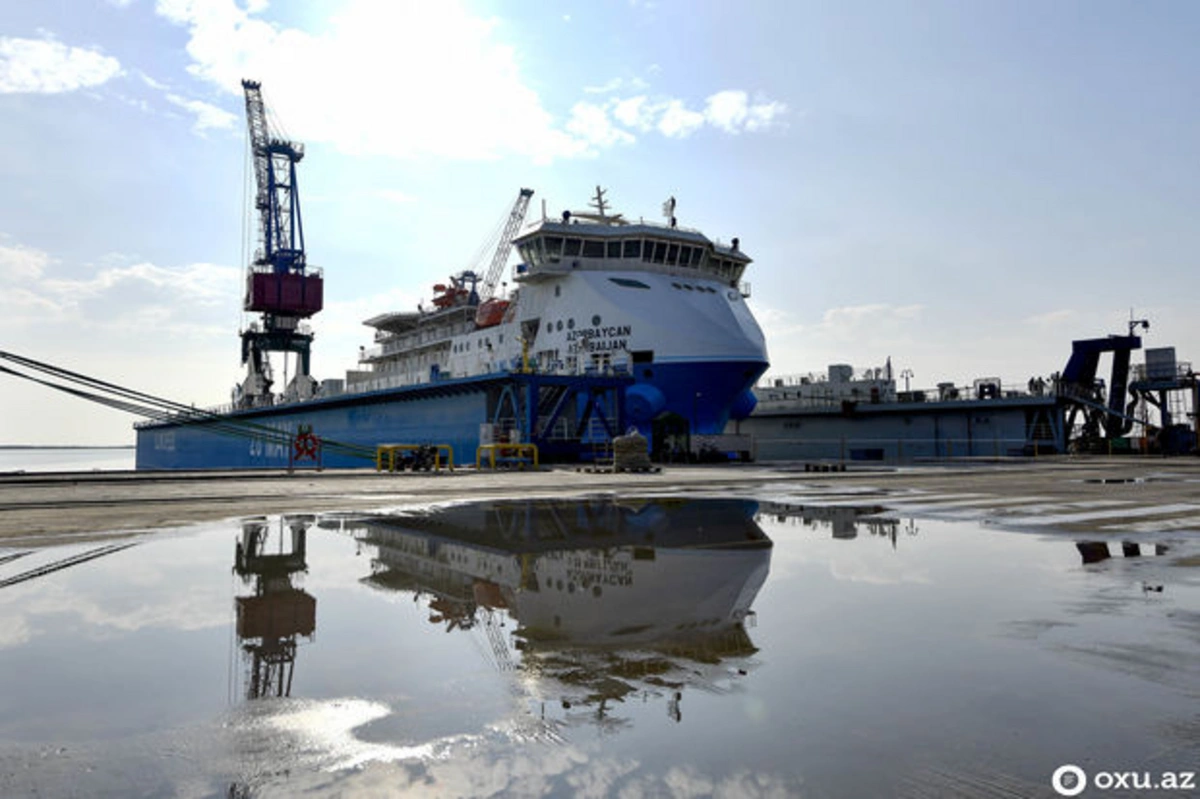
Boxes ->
[0,351,377,460]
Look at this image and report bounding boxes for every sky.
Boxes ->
[2,0,1198,445]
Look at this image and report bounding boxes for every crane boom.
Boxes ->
[241,79,306,276]
[481,188,534,301]
[241,80,271,214]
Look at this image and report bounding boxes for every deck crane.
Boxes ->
[474,188,533,328]
[236,79,324,409]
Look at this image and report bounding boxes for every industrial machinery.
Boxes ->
[473,188,533,328]
[1058,319,1197,454]
[236,79,324,409]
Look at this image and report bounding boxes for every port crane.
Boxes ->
[236,79,324,409]
[473,188,533,328]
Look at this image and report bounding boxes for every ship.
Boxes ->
[135,81,767,469]
[347,187,766,437]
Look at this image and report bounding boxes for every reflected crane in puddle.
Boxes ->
[233,514,317,700]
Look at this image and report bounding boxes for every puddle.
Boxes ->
[0,495,1197,797]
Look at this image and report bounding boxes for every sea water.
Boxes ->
[0,446,135,473]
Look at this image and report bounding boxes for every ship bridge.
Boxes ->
[512,190,751,291]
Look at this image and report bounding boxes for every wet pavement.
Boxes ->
[1,488,1197,798]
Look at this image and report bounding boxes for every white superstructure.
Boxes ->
[346,188,770,436]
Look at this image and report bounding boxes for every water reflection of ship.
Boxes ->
[349,497,772,722]
[233,515,316,700]
[761,502,917,545]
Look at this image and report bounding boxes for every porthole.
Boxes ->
[591,314,601,326]
[567,318,575,329]
[556,320,563,331]
[555,285,561,297]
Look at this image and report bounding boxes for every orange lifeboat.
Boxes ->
[432,282,461,309]
[474,298,509,328]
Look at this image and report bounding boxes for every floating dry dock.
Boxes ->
[136,370,632,470]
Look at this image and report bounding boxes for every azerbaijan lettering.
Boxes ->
[565,324,632,353]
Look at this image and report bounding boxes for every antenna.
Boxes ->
[589,186,609,219]
[1128,309,1149,337]
[661,195,677,228]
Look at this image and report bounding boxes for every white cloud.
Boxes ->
[583,77,624,95]
[0,240,52,280]
[745,99,788,132]
[138,71,168,91]
[153,0,587,162]
[0,236,240,337]
[0,36,122,94]
[566,102,636,151]
[704,90,787,134]
[165,92,237,132]
[657,99,705,139]
[151,1,786,162]
[583,76,648,95]
[612,95,656,132]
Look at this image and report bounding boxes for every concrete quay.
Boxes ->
[2,456,1199,544]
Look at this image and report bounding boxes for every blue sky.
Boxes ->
[2,0,1198,445]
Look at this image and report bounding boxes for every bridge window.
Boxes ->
[582,239,604,258]
[678,245,691,266]
[606,241,621,258]
[623,239,641,259]
[543,236,563,260]
[665,243,679,265]
[564,238,582,257]
[651,241,667,264]
[691,248,703,267]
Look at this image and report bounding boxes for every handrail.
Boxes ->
[476,443,538,469]
[375,443,454,472]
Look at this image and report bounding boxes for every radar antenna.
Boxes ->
[589,186,610,219]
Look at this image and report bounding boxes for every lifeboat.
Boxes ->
[474,298,510,328]
[432,281,468,309]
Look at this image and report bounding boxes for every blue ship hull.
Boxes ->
[135,360,764,470]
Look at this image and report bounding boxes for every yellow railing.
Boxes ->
[476,443,539,470]
[375,443,454,472]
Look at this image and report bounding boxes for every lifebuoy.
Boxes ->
[294,431,319,460]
